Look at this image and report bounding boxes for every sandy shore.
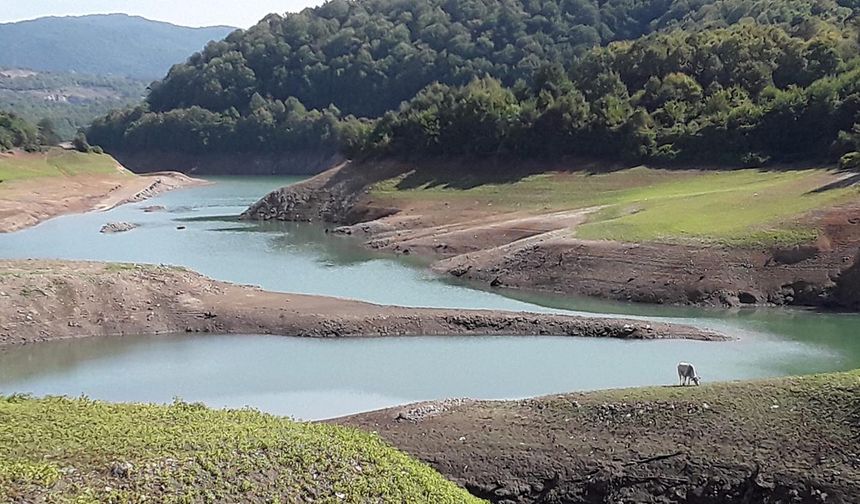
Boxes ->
[0,167,203,233]
[0,260,725,347]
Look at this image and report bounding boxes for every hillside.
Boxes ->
[0,14,235,79]
[0,68,146,139]
[0,395,481,503]
[87,0,860,169]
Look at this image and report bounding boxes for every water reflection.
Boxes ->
[0,176,858,418]
[0,333,843,420]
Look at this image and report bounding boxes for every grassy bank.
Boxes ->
[0,148,122,182]
[372,166,860,246]
[0,395,482,503]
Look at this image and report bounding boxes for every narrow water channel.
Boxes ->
[0,177,857,419]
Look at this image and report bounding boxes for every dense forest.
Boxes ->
[88,0,860,167]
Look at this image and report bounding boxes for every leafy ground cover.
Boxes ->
[0,395,482,503]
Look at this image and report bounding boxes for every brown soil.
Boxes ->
[242,160,860,310]
[0,168,202,233]
[338,373,860,504]
[0,260,724,347]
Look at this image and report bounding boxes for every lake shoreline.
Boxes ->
[337,371,860,503]
[0,149,205,233]
[243,159,860,312]
[0,259,726,348]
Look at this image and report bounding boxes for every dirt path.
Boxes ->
[0,168,202,233]
[338,372,860,503]
[0,260,725,347]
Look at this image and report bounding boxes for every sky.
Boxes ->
[0,0,326,29]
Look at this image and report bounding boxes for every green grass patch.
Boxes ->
[0,395,482,503]
[0,149,121,182]
[371,167,860,246]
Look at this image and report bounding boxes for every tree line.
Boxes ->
[0,110,98,153]
[86,0,860,168]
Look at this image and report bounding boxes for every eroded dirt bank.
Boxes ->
[339,372,860,504]
[0,260,723,347]
[242,160,860,310]
[0,168,202,233]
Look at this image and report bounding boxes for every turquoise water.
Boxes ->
[0,176,857,419]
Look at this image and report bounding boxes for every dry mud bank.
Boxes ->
[242,160,860,310]
[0,260,722,347]
[0,149,202,232]
[338,371,860,504]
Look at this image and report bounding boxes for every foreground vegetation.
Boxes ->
[88,0,860,167]
[373,166,860,246]
[0,395,482,503]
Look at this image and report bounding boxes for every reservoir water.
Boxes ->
[1,177,858,419]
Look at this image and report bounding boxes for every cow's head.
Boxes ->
[692,376,700,386]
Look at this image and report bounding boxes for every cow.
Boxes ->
[677,362,700,386]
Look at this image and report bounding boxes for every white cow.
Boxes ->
[677,362,700,386]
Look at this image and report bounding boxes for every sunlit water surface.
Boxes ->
[0,177,857,419]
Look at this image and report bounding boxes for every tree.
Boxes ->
[37,118,61,146]
[72,131,92,153]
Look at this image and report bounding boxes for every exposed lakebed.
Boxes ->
[0,176,858,419]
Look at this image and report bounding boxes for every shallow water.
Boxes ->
[0,176,858,419]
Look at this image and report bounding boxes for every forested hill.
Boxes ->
[88,0,860,168]
[0,15,235,79]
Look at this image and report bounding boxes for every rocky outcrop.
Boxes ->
[434,239,858,308]
[241,160,404,224]
[831,251,860,310]
[99,222,138,234]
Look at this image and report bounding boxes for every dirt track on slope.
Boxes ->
[0,260,724,347]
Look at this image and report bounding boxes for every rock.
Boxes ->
[141,205,166,213]
[109,461,134,478]
[100,222,137,234]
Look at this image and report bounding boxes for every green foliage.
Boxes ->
[0,396,482,503]
[840,151,860,169]
[143,0,859,117]
[87,0,860,166]
[0,111,39,151]
[72,131,92,153]
[373,23,860,163]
